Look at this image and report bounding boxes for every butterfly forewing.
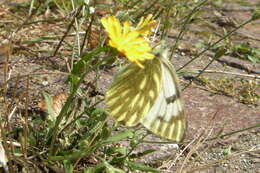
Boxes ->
[106,48,186,142]
[141,55,186,142]
[106,58,162,126]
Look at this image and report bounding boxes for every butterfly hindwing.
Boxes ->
[141,53,186,142]
[106,58,162,126]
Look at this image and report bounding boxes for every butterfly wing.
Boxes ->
[106,58,162,126]
[106,49,186,141]
[141,55,186,142]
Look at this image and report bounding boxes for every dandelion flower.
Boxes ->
[101,16,155,68]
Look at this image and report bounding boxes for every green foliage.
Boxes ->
[196,40,260,64]
[251,8,260,20]
[231,43,260,64]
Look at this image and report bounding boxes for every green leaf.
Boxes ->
[247,55,257,64]
[85,161,126,173]
[177,69,200,75]
[104,161,125,173]
[71,46,110,76]
[214,47,227,59]
[63,160,74,173]
[194,41,206,49]
[251,9,260,20]
[125,160,160,173]
[78,108,108,144]
[223,146,232,156]
[106,146,127,156]
[102,129,134,145]
[68,74,80,91]
[236,44,250,54]
[49,145,97,161]
[129,149,156,159]
[84,163,106,173]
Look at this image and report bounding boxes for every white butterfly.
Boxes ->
[106,45,186,142]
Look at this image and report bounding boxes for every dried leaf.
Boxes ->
[38,92,68,118]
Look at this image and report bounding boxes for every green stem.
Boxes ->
[204,123,260,142]
[49,47,109,155]
[170,0,208,60]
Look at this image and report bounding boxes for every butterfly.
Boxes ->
[106,46,186,142]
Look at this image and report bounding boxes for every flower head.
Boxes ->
[101,16,155,68]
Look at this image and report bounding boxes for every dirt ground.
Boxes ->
[0,0,259,172]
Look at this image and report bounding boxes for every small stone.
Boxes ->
[42,81,49,86]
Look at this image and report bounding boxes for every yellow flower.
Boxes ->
[136,14,157,36]
[101,16,155,68]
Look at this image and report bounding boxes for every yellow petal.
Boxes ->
[123,21,131,35]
